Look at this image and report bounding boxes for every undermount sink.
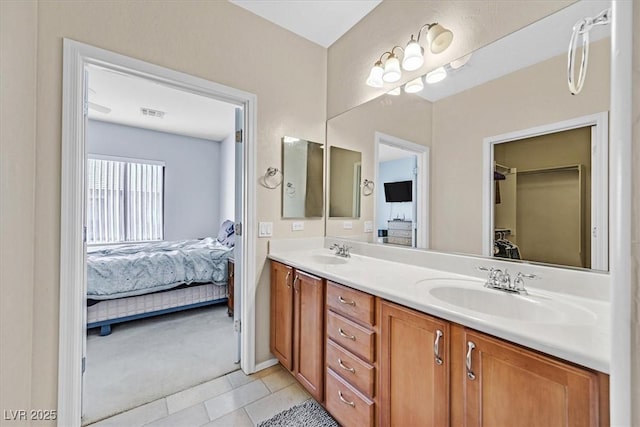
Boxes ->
[425,283,596,324]
[309,254,349,265]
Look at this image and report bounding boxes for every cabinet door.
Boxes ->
[270,261,294,371]
[379,300,449,427]
[293,270,325,402]
[462,329,601,427]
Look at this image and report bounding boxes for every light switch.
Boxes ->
[292,221,304,231]
[364,221,373,233]
[343,221,353,230]
[258,222,273,237]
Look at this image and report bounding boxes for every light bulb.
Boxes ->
[382,54,401,83]
[366,61,384,88]
[425,66,447,84]
[427,24,454,54]
[404,76,424,93]
[402,37,424,71]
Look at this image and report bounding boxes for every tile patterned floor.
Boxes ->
[87,364,310,427]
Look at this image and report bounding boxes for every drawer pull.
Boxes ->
[338,296,356,306]
[338,358,356,373]
[466,341,476,380]
[293,275,299,292]
[434,329,444,365]
[285,271,291,288]
[338,390,355,407]
[338,328,356,341]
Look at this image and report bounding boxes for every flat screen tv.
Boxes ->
[384,180,412,202]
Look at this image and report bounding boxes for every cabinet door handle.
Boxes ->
[293,275,299,292]
[230,271,234,278]
[434,329,444,366]
[466,341,476,380]
[338,358,356,373]
[338,296,356,306]
[338,390,355,407]
[285,271,291,289]
[338,328,356,341]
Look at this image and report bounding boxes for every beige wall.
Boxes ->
[632,1,640,424]
[431,39,609,255]
[325,93,432,237]
[1,0,326,421]
[0,2,37,425]
[327,0,574,118]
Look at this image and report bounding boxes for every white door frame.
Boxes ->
[59,39,258,427]
[374,132,429,249]
[481,112,609,270]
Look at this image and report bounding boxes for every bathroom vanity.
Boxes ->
[268,241,609,427]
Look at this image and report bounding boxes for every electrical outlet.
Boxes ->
[292,221,304,231]
[343,221,353,230]
[258,222,273,237]
[364,221,373,232]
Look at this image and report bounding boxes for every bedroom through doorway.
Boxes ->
[81,64,243,425]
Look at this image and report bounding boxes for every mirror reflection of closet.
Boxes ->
[329,146,362,218]
[282,137,324,218]
[493,127,592,269]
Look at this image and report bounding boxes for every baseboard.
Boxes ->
[254,358,279,372]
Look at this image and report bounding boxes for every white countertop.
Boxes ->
[268,246,610,373]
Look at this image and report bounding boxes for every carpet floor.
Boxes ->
[82,303,237,425]
[257,400,338,427]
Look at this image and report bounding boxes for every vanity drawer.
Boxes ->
[327,281,375,326]
[327,311,375,362]
[326,368,374,427]
[326,339,375,397]
[388,229,412,238]
[387,220,412,230]
[387,236,411,246]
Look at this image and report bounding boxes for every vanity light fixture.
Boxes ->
[366,22,453,88]
[404,76,424,93]
[425,66,447,84]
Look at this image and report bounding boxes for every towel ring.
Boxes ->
[285,182,296,197]
[567,8,610,95]
[362,179,375,196]
[262,167,282,189]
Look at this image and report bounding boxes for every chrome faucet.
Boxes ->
[478,267,535,295]
[329,243,351,258]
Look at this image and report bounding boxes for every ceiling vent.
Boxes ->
[141,107,166,118]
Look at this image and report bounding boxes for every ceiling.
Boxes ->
[229,0,381,48]
[87,65,237,141]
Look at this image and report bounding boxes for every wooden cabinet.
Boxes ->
[325,281,377,427]
[379,300,450,427]
[227,258,234,317]
[459,328,606,427]
[270,261,294,371]
[293,270,325,401]
[270,261,324,401]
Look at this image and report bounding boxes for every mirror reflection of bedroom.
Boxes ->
[82,65,240,424]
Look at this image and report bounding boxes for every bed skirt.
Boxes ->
[87,283,227,336]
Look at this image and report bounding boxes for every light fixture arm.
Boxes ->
[378,46,404,63]
[415,23,438,43]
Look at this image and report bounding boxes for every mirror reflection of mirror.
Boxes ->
[282,136,324,218]
[329,146,362,218]
[324,0,611,272]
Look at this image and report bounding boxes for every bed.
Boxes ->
[87,229,234,335]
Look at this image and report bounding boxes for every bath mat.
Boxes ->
[257,399,338,427]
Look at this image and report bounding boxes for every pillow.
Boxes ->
[217,220,235,243]
[221,233,235,248]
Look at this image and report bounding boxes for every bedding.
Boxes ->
[87,237,233,300]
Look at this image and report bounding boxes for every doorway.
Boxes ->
[374,132,430,249]
[59,40,258,427]
[81,64,243,423]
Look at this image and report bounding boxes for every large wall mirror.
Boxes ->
[282,136,324,218]
[325,0,611,272]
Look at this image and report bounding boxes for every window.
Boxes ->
[87,156,164,244]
